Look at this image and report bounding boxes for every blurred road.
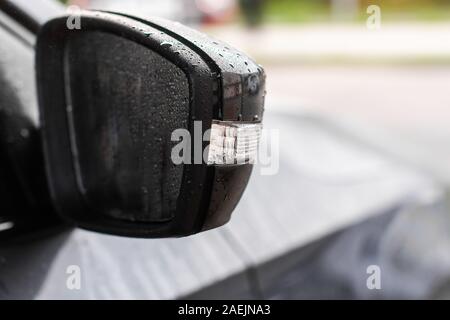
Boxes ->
[206,23,450,64]
[264,65,450,183]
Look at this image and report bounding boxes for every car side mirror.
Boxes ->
[36,11,266,238]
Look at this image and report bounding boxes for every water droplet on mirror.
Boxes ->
[160,41,173,48]
[20,129,29,138]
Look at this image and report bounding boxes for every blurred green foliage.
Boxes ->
[264,0,450,23]
[264,0,329,23]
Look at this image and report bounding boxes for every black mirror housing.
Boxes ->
[36,11,265,238]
